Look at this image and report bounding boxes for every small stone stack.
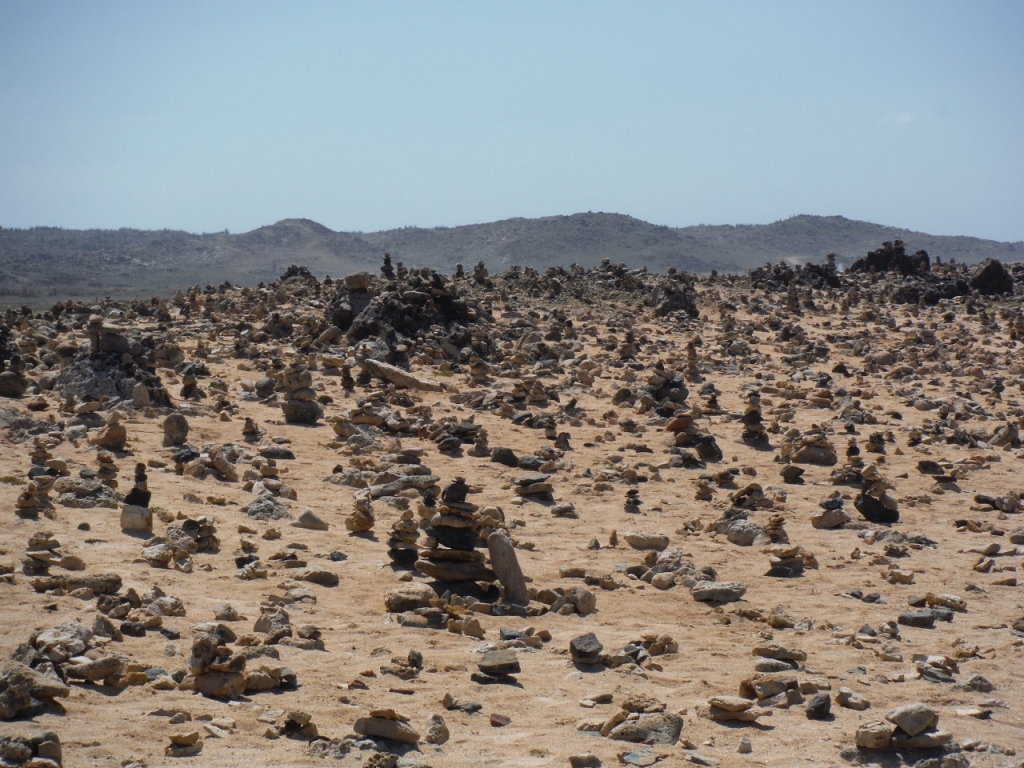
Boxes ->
[624,489,642,514]
[381,252,395,280]
[340,364,356,391]
[526,380,548,407]
[279,362,323,425]
[121,464,152,534]
[763,514,789,543]
[180,363,202,400]
[855,464,900,524]
[468,427,490,457]
[22,531,62,576]
[387,509,420,566]
[684,340,703,382]
[865,431,886,454]
[741,392,770,449]
[142,515,219,572]
[468,356,491,384]
[780,427,838,466]
[29,438,53,469]
[242,417,262,443]
[15,476,55,519]
[811,492,851,529]
[416,478,495,583]
[513,473,554,502]
[473,260,490,285]
[345,493,375,532]
[96,450,119,488]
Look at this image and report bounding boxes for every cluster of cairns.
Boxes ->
[1,242,1024,765]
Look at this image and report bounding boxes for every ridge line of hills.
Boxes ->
[1,213,1021,300]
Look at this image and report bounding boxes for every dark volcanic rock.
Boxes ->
[854,493,899,524]
[969,258,1014,295]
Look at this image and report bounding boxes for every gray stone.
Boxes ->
[384,583,436,612]
[885,702,937,737]
[163,414,189,447]
[855,720,894,749]
[691,580,747,603]
[570,633,603,665]
[292,509,328,531]
[608,712,683,745]
[477,649,520,676]
[423,714,449,745]
[487,531,529,606]
[570,586,597,615]
[120,503,153,534]
[353,716,420,744]
[805,693,831,720]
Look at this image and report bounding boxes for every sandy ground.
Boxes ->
[2,287,1023,768]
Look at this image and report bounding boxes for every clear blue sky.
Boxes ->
[1,1,1022,240]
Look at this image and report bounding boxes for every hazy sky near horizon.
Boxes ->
[1,2,1022,241]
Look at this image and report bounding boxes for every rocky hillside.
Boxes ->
[1,213,1020,301]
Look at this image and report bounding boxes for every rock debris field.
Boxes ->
[1,245,1024,767]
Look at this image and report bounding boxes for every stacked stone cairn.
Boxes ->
[345,492,375,533]
[387,509,420,567]
[624,489,642,514]
[741,391,770,449]
[779,426,838,466]
[22,531,63,576]
[279,362,322,425]
[120,463,152,534]
[242,416,262,443]
[468,427,490,457]
[854,463,900,524]
[96,450,119,488]
[17,440,58,519]
[416,478,496,583]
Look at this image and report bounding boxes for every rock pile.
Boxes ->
[278,362,323,425]
[416,479,496,583]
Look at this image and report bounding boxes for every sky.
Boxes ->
[1,2,1022,241]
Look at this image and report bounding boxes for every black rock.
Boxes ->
[441,478,469,504]
[261,446,296,460]
[806,693,831,720]
[969,258,1014,295]
[693,435,723,462]
[120,621,146,637]
[388,548,418,566]
[437,436,463,453]
[517,455,546,471]
[920,667,956,684]
[931,606,954,623]
[898,610,936,629]
[470,672,518,686]
[569,632,604,665]
[124,487,151,507]
[854,493,899,524]
[426,525,478,551]
[172,447,200,465]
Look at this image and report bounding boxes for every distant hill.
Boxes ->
[1,213,1020,301]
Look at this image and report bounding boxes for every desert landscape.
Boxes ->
[1,241,1023,768]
